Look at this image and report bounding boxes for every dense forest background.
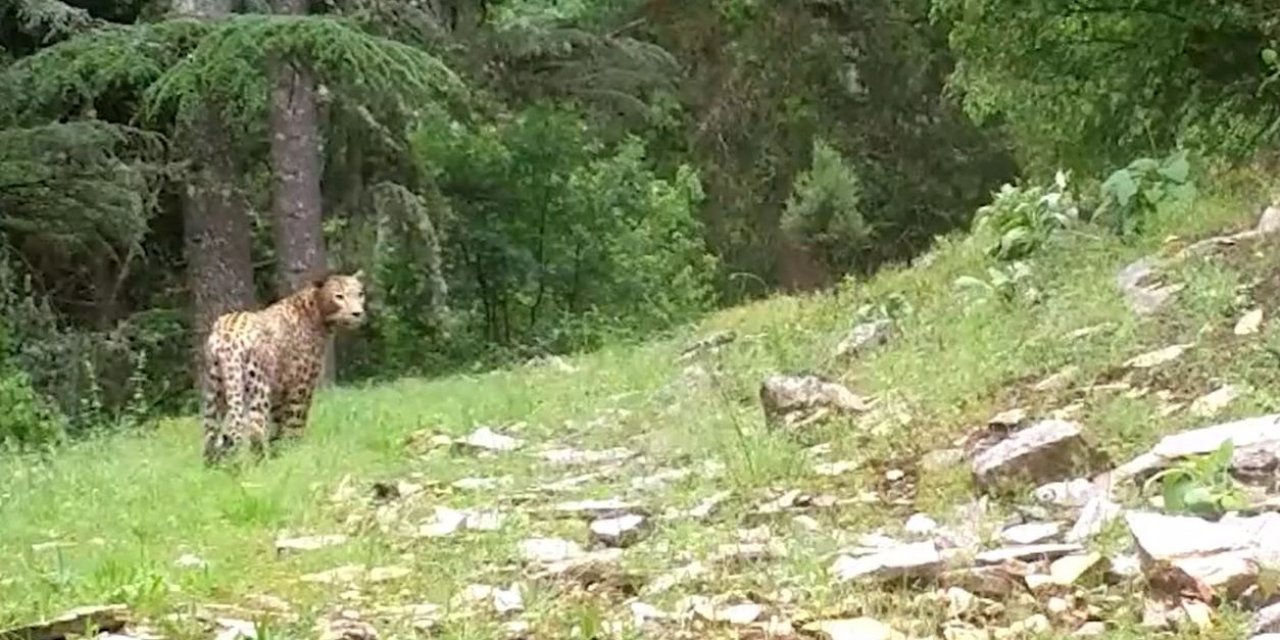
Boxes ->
[1,0,1278,444]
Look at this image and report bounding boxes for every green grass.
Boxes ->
[3,168,1279,638]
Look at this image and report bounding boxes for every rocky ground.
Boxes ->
[6,200,1280,640]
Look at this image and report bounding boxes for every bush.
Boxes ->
[781,138,873,274]
[355,105,718,374]
[1094,150,1197,238]
[972,170,1080,261]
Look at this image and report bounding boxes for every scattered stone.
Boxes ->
[904,513,938,535]
[921,448,966,472]
[316,611,378,640]
[213,617,257,640]
[678,330,737,361]
[1253,602,1280,635]
[975,543,1083,565]
[972,420,1095,490]
[372,604,442,633]
[518,538,583,564]
[415,507,468,538]
[644,561,708,594]
[540,447,637,467]
[492,584,524,616]
[1064,495,1122,543]
[1236,308,1265,336]
[831,541,943,582]
[687,491,732,520]
[804,617,904,640]
[368,566,410,583]
[175,553,208,569]
[792,515,821,532]
[834,319,894,359]
[458,426,522,453]
[814,460,857,476]
[0,604,130,640]
[759,374,872,428]
[1109,414,1280,485]
[590,514,650,548]
[552,498,638,520]
[1125,344,1192,369]
[691,600,763,626]
[1125,511,1275,597]
[988,408,1028,429]
[1073,621,1106,637]
[945,587,976,617]
[1116,258,1183,315]
[451,476,506,491]
[1034,366,1079,392]
[1189,384,1241,418]
[300,564,366,585]
[1046,552,1103,586]
[275,534,349,556]
[1000,522,1062,545]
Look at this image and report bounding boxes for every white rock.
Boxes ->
[805,617,903,640]
[972,420,1092,489]
[814,461,858,476]
[1236,308,1265,335]
[1190,384,1241,418]
[1033,478,1099,507]
[1047,552,1102,585]
[416,507,468,538]
[589,514,649,547]
[1065,494,1123,543]
[834,319,894,359]
[492,584,523,616]
[275,534,348,555]
[518,538,583,564]
[1125,344,1192,369]
[175,553,208,569]
[831,541,942,582]
[904,513,938,535]
[540,447,637,466]
[553,498,636,519]
[1000,522,1062,545]
[975,543,1083,564]
[460,426,521,452]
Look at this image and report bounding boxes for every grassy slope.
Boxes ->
[3,167,1279,638]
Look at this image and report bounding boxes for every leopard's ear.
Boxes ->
[351,268,365,280]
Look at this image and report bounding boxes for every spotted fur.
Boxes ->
[201,271,366,465]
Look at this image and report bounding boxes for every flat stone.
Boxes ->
[972,420,1094,490]
[458,426,521,452]
[804,617,904,640]
[552,498,637,519]
[1,605,130,640]
[1190,385,1240,418]
[760,374,872,428]
[1064,494,1122,543]
[589,514,649,548]
[1125,344,1192,369]
[1236,309,1265,336]
[540,447,637,466]
[831,541,942,582]
[1047,552,1103,585]
[975,543,1083,564]
[835,319,894,359]
[1000,522,1062,545]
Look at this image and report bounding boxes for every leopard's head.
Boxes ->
[314,270,367,329]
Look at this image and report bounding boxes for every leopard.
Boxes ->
[200,270,367,465]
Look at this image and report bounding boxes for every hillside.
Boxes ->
[4,168,1280,639]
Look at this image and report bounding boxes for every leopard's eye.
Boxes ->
[335,294,345,301]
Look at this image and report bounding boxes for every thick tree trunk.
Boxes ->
[269,0,331,383]
[171,0,255,376]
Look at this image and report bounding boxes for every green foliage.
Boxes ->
[0,120,167,254]
[1143,441,1249,517]
[953,261,1040,305]
[934,0,1280,175]
[400,105,717,361]
[143,15,466,142]
[972,171,1079,261]
[0,19,208,125]
[1095,150,1197,238]
[781,138,872,274]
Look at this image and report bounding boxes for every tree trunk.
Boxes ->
[269,0,331,383]
[171,0,255,378]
